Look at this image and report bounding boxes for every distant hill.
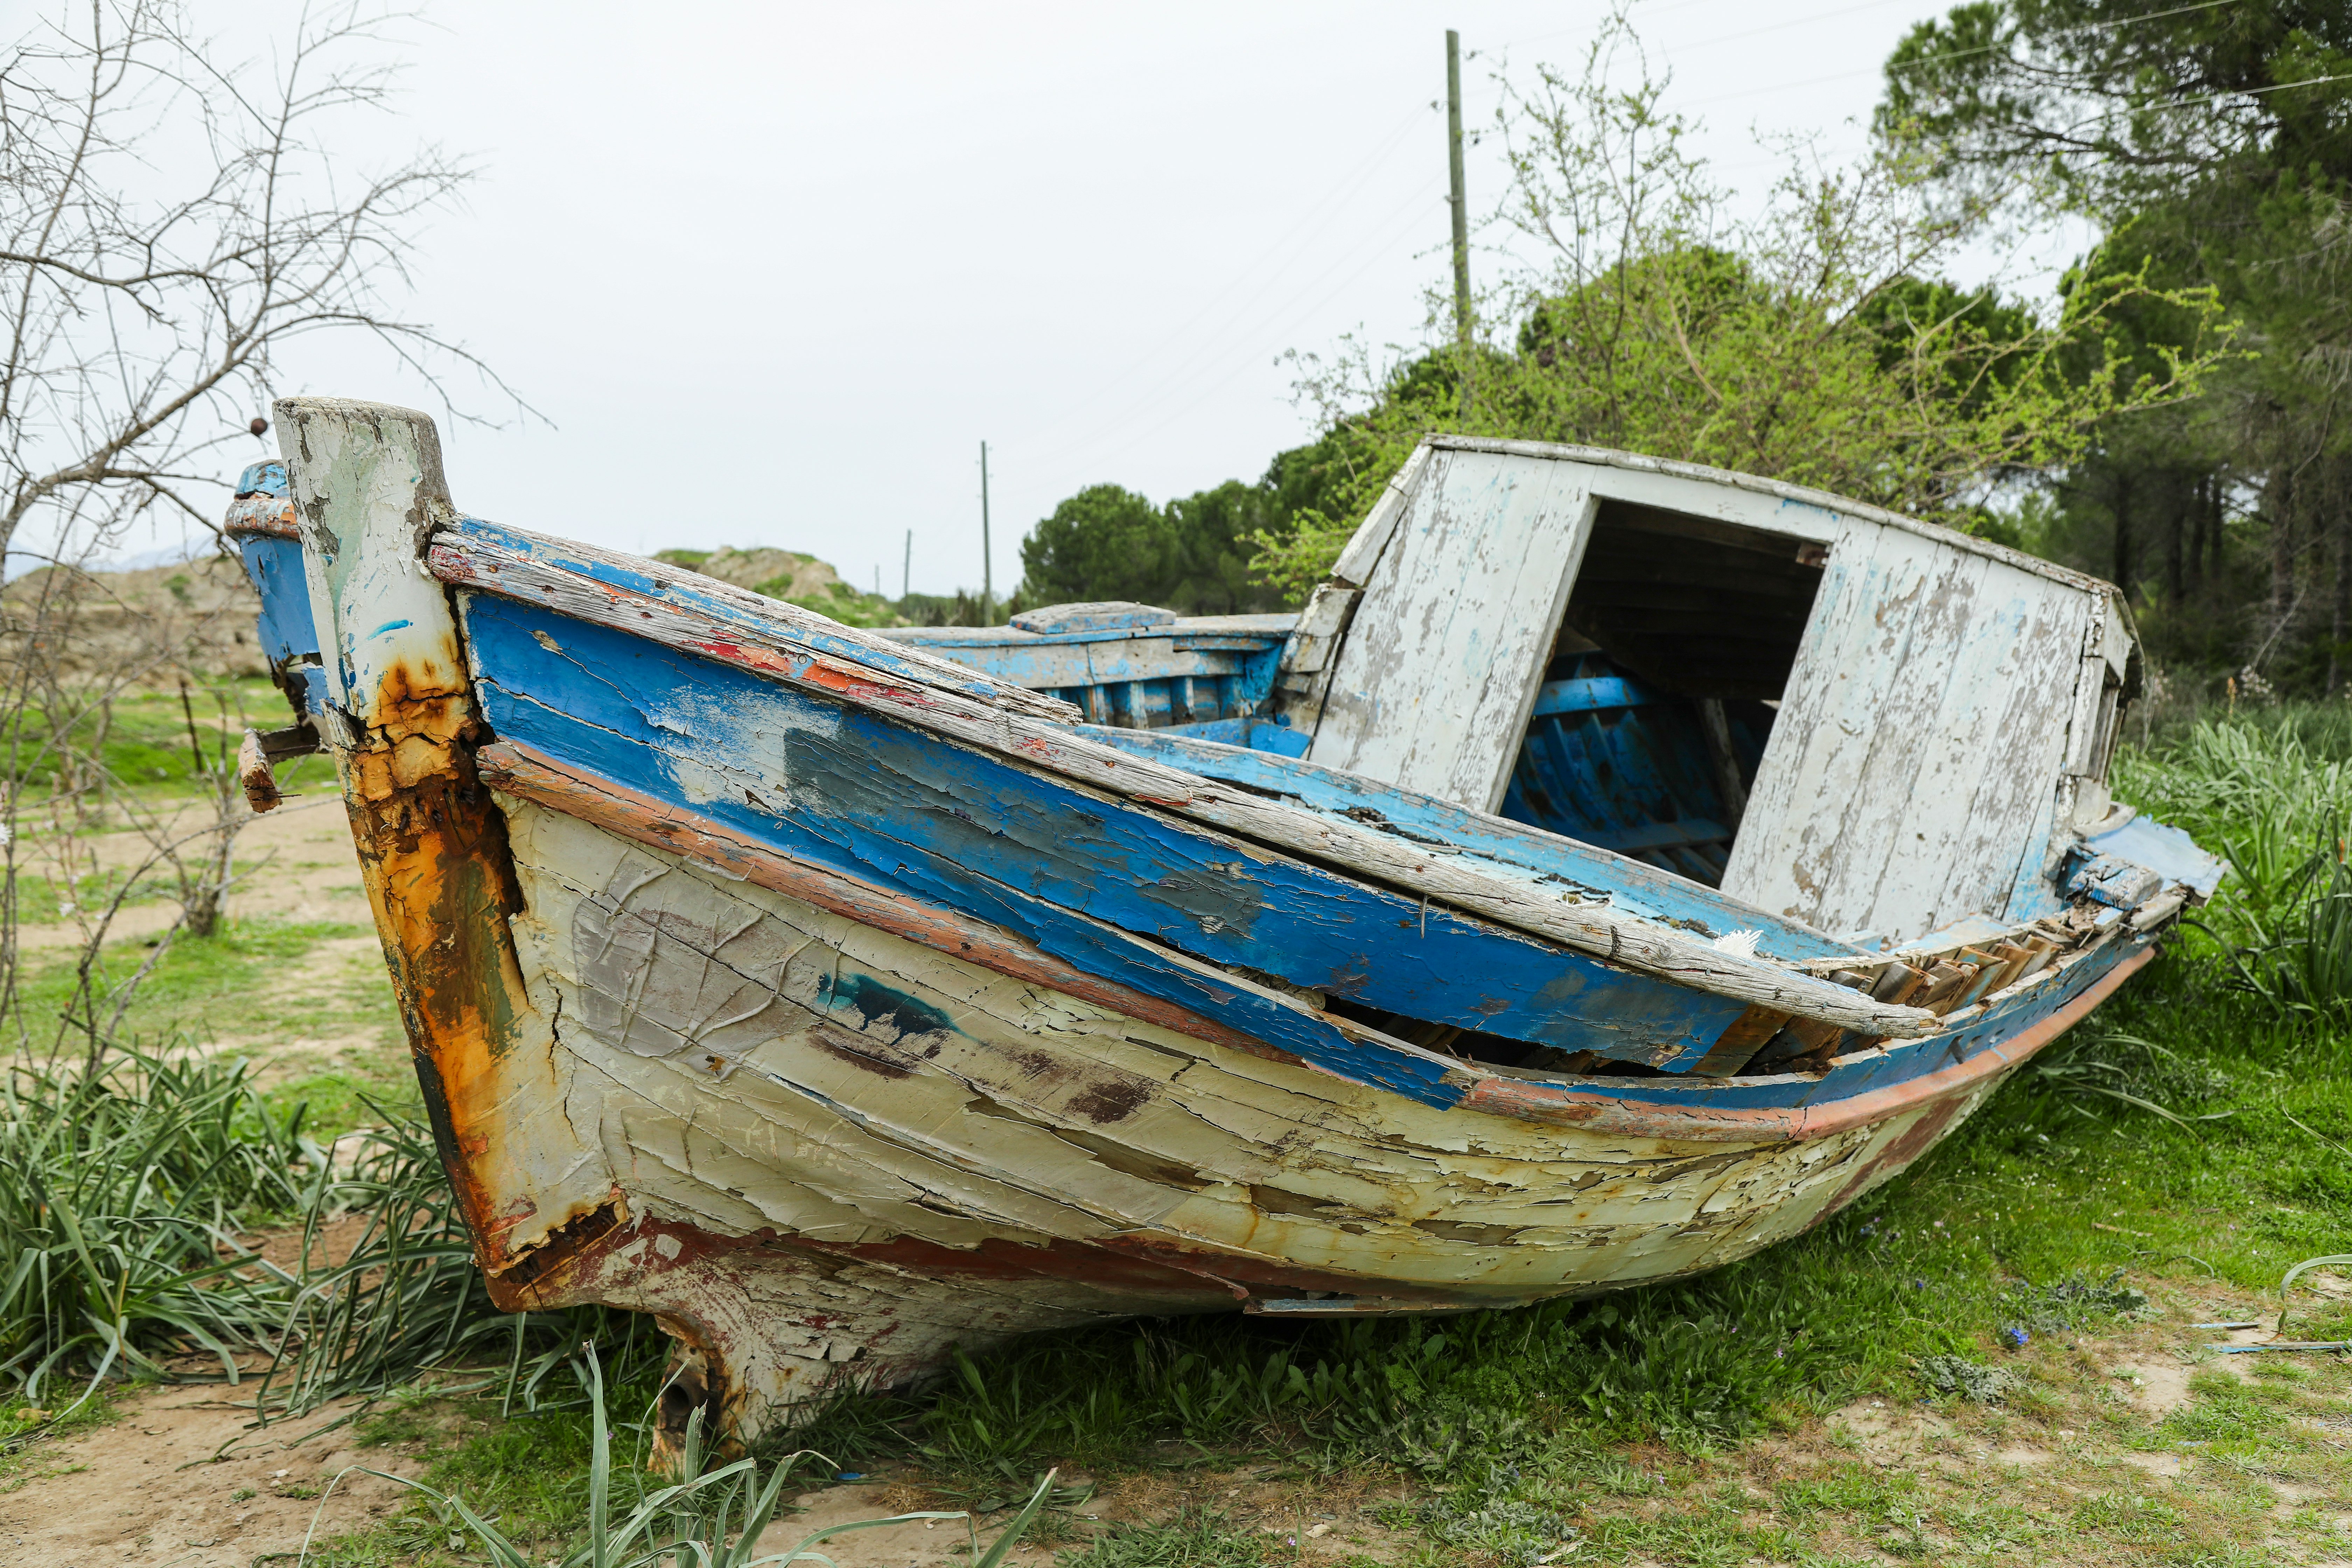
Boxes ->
[6,554,271,682]
[651,547,901,628]
[14,542,906,688]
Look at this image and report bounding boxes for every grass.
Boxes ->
[1,675,293,800]
[10,917,410,1133]
[295,1348,1058,1568]
[0,1042,318,1402]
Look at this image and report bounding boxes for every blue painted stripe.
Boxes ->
[1530,675,1653,716]
[449,516,1050,712]
[1545,934,2144,1110]
[460,593,1752,1075]
[1074,726,1865,962]
[1163,718,1312,757]
[236,535,325,715]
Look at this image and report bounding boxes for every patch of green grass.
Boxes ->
[12,918,407,1132]
[0,1045,316,1401]
[4,676,294,801]
[1057,1506,1279,1568]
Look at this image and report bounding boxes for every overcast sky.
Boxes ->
[164,0,2067,595]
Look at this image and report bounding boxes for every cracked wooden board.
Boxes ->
[490,791,2000,1437]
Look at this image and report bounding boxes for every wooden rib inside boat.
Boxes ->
[228,402,2221,1450]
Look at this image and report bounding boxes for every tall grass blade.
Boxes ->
[2278,1253,2352,1335]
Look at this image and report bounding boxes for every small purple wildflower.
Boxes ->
[2001,1325,2030,1349]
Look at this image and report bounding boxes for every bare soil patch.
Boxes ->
[0,1384,425,1566]
[16,794,370,954]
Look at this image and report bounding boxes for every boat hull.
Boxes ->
[479,779,2150,1441]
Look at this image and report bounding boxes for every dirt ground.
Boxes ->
[758,1464,1415,1568]
[0,1387,1409,1568]
[0,1385,428,1566]
[8,1273,2348,1567]
[16,791,372,954]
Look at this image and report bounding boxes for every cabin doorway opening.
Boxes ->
[1498,499,1827,886]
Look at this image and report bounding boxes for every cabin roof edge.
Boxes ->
[1416,434,2120,601]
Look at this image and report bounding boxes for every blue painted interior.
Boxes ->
[905,611,1768,895]
[460,592,1762,1077]
[889,621,1290,731]
[1499,651,1770,886]
[1159,717,1312,757]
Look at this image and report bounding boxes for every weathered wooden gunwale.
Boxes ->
[428,519,1940,1040]
[478,730,2156,1140]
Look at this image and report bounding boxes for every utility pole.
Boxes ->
[1446,29,1471,347]
[979,440,994,624]
[902,528,911,600]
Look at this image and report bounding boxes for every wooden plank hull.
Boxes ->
[482,789,2143,1442]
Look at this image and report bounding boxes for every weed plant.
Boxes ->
[0,1037,642,1431]
[304,1347,1057,1568]
[0,1043,315,1402]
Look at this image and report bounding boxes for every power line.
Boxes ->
[1078,180,1454,472]
[1486,0,2246,120]
[1625,0,1920,63]
[2128,65,2352,116]
[1650,0,2247,115]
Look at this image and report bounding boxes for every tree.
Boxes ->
[1,1,509,559]
[1017,470,1308,616]
[1250,12,2232,599]
[1875,0,2351,215]
[0,0,502,1054]
[1162,479,1292,615]
[1877,0,2352,687]
[1018,484,1174,607]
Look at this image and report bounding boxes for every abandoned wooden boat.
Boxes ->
[229,400,2221,1447]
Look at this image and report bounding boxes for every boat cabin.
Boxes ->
[892,435,2141,948]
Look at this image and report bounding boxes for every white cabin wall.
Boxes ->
[1722,516,2096,942]
[1307,448,1599,811]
